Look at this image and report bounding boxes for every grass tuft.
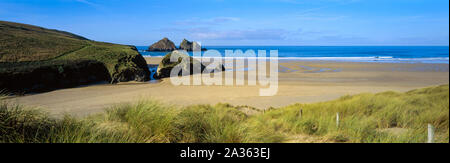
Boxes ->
[0,85,448,143]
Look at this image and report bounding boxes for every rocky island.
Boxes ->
[179,39,207,51]
[147,38,207,52]
[147,37,177,52]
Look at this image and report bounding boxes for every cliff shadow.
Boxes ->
[0,60,111,94]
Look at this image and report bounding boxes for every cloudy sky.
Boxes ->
[0,0,448,46]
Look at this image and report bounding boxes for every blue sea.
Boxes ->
[136,46,449,64]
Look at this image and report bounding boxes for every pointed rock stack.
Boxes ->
[179,39,194,51]
[179,39,206,51]
[148,37,177,52]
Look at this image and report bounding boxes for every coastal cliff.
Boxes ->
[0,21,150,93]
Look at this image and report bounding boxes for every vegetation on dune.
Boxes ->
[1,85,448,143]
[0,21,150,93]
[251,85,449,143]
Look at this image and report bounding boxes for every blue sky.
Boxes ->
[0,0,448,46]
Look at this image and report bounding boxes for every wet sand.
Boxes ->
[8,57,449,117]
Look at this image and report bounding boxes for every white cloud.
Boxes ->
[189,28,287,40]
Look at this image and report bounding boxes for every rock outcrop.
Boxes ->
[110,47,151,83]
[179,39,207,51]
[0,60,111,93]
[0,21,151,93]
[155,51,225,79]
[147,37,177,52]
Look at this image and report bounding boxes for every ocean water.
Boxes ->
[136,46,449,64]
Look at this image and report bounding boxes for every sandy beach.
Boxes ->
[8,57,449,117]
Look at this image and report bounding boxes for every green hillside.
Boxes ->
[0,21,89,62]
[0,21,150,92]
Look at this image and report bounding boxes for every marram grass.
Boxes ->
[1,85,448,143]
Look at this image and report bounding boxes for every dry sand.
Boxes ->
[7,57,449,117]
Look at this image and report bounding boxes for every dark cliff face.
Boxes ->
[147,37,177,52]
[111,47,151,83]
[0,60,111,93]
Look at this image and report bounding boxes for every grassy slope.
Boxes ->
[0,21,148,87]
[55,41,148,80]
[0,21,89,62]
[1,85,448,143]
[254,85,449,143]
